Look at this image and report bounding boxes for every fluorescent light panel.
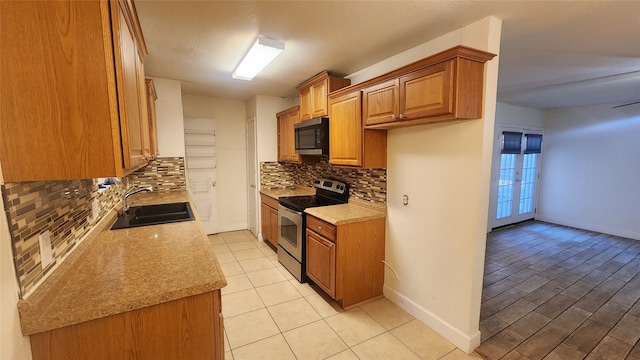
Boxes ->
[232,37,284,81]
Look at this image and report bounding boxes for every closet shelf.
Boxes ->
[185,141,216,147]
[185,153,216,158]
[184,129,215,135]
[187,165,217,170]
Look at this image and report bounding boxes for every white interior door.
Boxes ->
[246,117,258,236]
[184,117,219,234]
[489,126,543,229]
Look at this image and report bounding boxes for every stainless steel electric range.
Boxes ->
[277,178,349,282]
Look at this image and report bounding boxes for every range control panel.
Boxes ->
[313,178,348,195]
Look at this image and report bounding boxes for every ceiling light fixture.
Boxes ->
[232,37,284,81]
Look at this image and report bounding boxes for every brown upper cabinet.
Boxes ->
[333,46,496,130]
[276,106,300,163]
[328,91,387,168]
[297,72,351,121]
[145,78,159,160]
[0,0,149,182]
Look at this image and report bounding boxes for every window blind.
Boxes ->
[501,132,522,154]
[524,134,543,154]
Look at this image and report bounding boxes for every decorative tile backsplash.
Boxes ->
[260,160,387,204]
[260,162,295,189]
[1,157,186,296]
[128,157,186,191]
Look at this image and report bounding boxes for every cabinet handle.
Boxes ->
[318,226,322,230]
[320,238,333,248]
[398,114,405,119]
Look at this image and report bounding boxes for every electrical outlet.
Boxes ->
[92,199,100,221]
[39,231,53,268]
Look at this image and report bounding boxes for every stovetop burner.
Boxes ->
[278,195,317,212]
[278,178,350,212]
[278,194,347,212]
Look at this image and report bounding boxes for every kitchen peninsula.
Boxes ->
[18,190,227,360]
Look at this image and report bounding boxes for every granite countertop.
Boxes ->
[305,199,386,225]
[18,190,226,336]
[261,186,386,225]
[260,186,316,199]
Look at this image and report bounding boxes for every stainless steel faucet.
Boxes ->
[123,186,154,213]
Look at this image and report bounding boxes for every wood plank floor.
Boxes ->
[477,221,640,360]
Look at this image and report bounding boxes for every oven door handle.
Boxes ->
[280,206,302,216]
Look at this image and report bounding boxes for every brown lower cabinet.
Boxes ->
[260,194,279,247]
[306,215,386,308]
[30,291,224,360]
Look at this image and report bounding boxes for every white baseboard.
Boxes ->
[218,222,248,233]
[383,285,481,353]
[536,215,640,241]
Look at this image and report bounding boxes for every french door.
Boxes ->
[490,127,543,229]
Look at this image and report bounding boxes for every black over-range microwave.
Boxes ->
[294,117,329,156]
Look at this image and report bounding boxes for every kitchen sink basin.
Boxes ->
[110,202,195,230]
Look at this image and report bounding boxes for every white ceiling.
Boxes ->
[136,1,640,110]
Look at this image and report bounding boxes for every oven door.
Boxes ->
[278,205,303,261]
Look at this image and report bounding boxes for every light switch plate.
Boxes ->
[39,231,53,268]
[92,199,100,221]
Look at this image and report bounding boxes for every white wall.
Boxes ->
[150,77,186,157]
[487,103,545,230]
[247,95,295,241]
[255,96,296,164]
[0,171,32,359]
[351,16,502,352]
[182,95,248,231]
[538,104,640,240]
[495,102,545,128]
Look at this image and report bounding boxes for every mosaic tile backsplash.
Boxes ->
[2,157,186,296]
[128,157,186,191]
[260,160,387,204]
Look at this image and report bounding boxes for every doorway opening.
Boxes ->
[489,127,543,230]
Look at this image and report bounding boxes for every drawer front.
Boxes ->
[260,193,279,209]
[306,216,335,241]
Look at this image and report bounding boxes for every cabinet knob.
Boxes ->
[318,226,322,230]
[398,114,405,119]
[391,114,396,120]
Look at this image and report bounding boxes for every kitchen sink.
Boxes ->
[110,202,195,230]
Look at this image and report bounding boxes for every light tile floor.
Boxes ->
[210,230,484,360]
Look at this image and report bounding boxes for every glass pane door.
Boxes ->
[496,153,517,220]
[518,154,538,216]
[491,128,543,229]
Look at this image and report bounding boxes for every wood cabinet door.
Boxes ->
[306,230,336,298]
[299,87,312,121]
[269,208,279,247]
[277,107,300,163]
[287,111,300,163]
[112,1,147,172]
[277,114,287,162]
[328,92,362,167]
[311,79,328,118]
[399,60,454,121]
[278,113,292,162]
[363,79,400,126]
[145,79,159,159]
[261,203,272,243]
